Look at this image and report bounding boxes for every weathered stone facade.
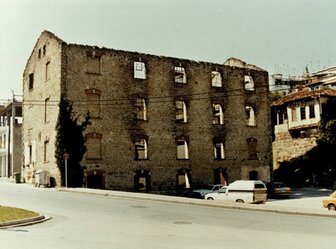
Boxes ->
[272,127,318,170]
[22,31,272,191]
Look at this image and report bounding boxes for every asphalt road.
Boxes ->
[0,182,335,249]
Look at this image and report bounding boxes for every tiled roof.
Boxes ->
[272,88,336,106]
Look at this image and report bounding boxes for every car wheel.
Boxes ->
[236,199,244,203]
[328,204,336,211]
[207,197,214,200]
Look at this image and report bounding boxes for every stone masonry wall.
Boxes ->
[23,31,272,190]
[272,129,318,170]
[22,32,63,184]
[64,44,272,190]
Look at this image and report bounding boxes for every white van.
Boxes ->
[204,180,267,204]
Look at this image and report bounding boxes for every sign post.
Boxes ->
[63,153,69,187]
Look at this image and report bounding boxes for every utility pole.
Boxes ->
[63,152,69,187]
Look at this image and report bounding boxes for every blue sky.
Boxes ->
[1,0,336,102]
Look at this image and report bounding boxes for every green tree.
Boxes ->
[318,98,336,146]
[314,98,336,187]
[55,98,90,187]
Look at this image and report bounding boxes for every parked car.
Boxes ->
[322,191,336,210]
[205,180,267,204]
[192,184,223,198]
[266,182,291,198]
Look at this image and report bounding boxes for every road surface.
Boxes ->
[0,182,335,249]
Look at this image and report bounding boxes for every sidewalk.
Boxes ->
[58,186,336,218]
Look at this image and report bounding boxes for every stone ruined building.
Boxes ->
[22,30,272,191]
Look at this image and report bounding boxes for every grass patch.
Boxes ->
[0,206,39,223]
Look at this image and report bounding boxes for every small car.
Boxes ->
[192,184,224,198]
[267,182,291,198]
[322,191,336,210]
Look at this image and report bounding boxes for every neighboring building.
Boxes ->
[272,88,336,170]
[22,30,272,191]
[306,66,336,90]
[0,100,22,178]
[269,74,306,95]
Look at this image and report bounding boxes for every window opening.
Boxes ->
[135,98,147,120]
[214,142,225,160]
[44,140,49,162]
[309,105,315,119]
[300,106,306,120]
[45,61,50,81]
[44,98,50,123]
[177,171,191,189]
[134,169,151,192]
[177,138,189,159]
[174,66,187,83]
[29,144,32,164]
[135,139,147,160]
[249,170,258,180]
[176,100,187,122]
[28,73,34,90]
[134,61,146,79]
[244,75,255,91]
[291,107,297,122]
[211,71,222,87]
[246,106,256,126]
[213,104,224,125]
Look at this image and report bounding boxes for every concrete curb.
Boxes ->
[58,188,336,219]
[0,215,51,229]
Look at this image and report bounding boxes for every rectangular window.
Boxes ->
[38,49,41,59]
[29,144,32,164]
[29,73,34,90]
[135,139,147,160]
[44,140,49,162]
[300,106,306,120]
[45,61,50,81]
[213,104,224,125]
[176,100,187,122]
[135,98,147,120]
[246,106,256,126]
[174,66,187,83]
[43,45,46,56]
[214,142,225,160]
[309,105,315,119]
[291,107,297,122]
[211,71,222,87]
[244,75,255,91]
[44,98,49,123]
[177,139,189,159]
[134,62,146,79]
